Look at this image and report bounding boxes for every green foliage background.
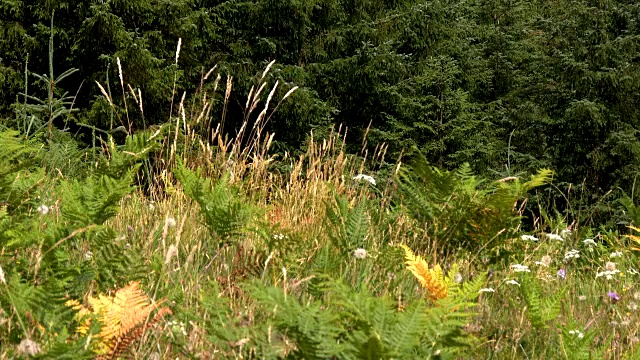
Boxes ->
[2,0,640,216]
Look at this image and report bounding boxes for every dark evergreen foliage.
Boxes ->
[2,0,640,218]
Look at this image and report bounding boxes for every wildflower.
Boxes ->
[583,238,597,246]
[596,269,620,280]
[521,234,539,241]
[17,339,41,356]
[399,245,448,300]
[546,233,564,241]
[608,291,620,303]
[568,330,584,339]
[165,217,176,228]
[557,268,567,280]
[535,255,552,267]
[353,248,367,259]
[0,264,5,284]
[561,229,572,238]
[610,251,624,258]
[578,295,587,301]
[353,174,376,186]
[84,251,93,261]
[510,264,531,273]
[564,249,580,261]
[605,262,617,271]
[506,279,521,286]
[479,288,495,293]
[272,233,285,240]
[628,302,638,311]
[453,273,463,283]
[37,204,49,215]
[629,267,640,275]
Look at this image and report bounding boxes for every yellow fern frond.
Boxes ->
[67,281,171,358]
[399,245,448,301]
[626,226,640,252]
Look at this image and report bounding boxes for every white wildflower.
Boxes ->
[535,255,552,267]
[37,204,49,215]
[479,288,495,293]
[569,329,584,339]
[521,234,539,241]
[578,295,587,301]
[510,264,531,273]
[546,233,564,241]
[596,269,620,280]
[84,251,93,261]
[610,251,623,258]
[568,330,585,339]
[165,217,177,228]
[272,233,285,240]
[564,249,580,261]
[353,174,376,186]
[353,248,367,259]
[605,261,617,272]
[629,267,640,275]
[453,273,463,283]
[561,229,572,238]
[628,302,638,311]
[0,264,5,284]
[582,238,596,246]
[506,279,521,286]
[17,339,41,356]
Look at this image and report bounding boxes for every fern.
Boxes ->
[95,128,164,179]
[519,274,564,329]
[558,319,600,360]
[242,275,484,359]
[60,171,137,226]
[397,157,552,254]
[67,281,171,358]
[174,160,253,246]
[0,130,40,208]
[324,194,370,253]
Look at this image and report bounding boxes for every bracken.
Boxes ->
[399,244,448,301]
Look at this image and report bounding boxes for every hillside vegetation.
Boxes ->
[1,0,640,358]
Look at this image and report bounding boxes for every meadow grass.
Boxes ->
[2,58,640,359]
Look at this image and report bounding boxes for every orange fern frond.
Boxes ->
[67,281,171,358]
[399,244,448,301]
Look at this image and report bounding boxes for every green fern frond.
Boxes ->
[174,160,253,246]
[519,274,564,329]
[95,128,164,178]
[324,194,370,253]
[61,170,137,226]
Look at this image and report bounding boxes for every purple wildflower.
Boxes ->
[608,291,620,303]
[557,268,566,280]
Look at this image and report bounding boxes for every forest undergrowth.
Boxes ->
[2,46,640,360]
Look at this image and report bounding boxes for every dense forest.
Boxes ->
[2,0,640,358]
